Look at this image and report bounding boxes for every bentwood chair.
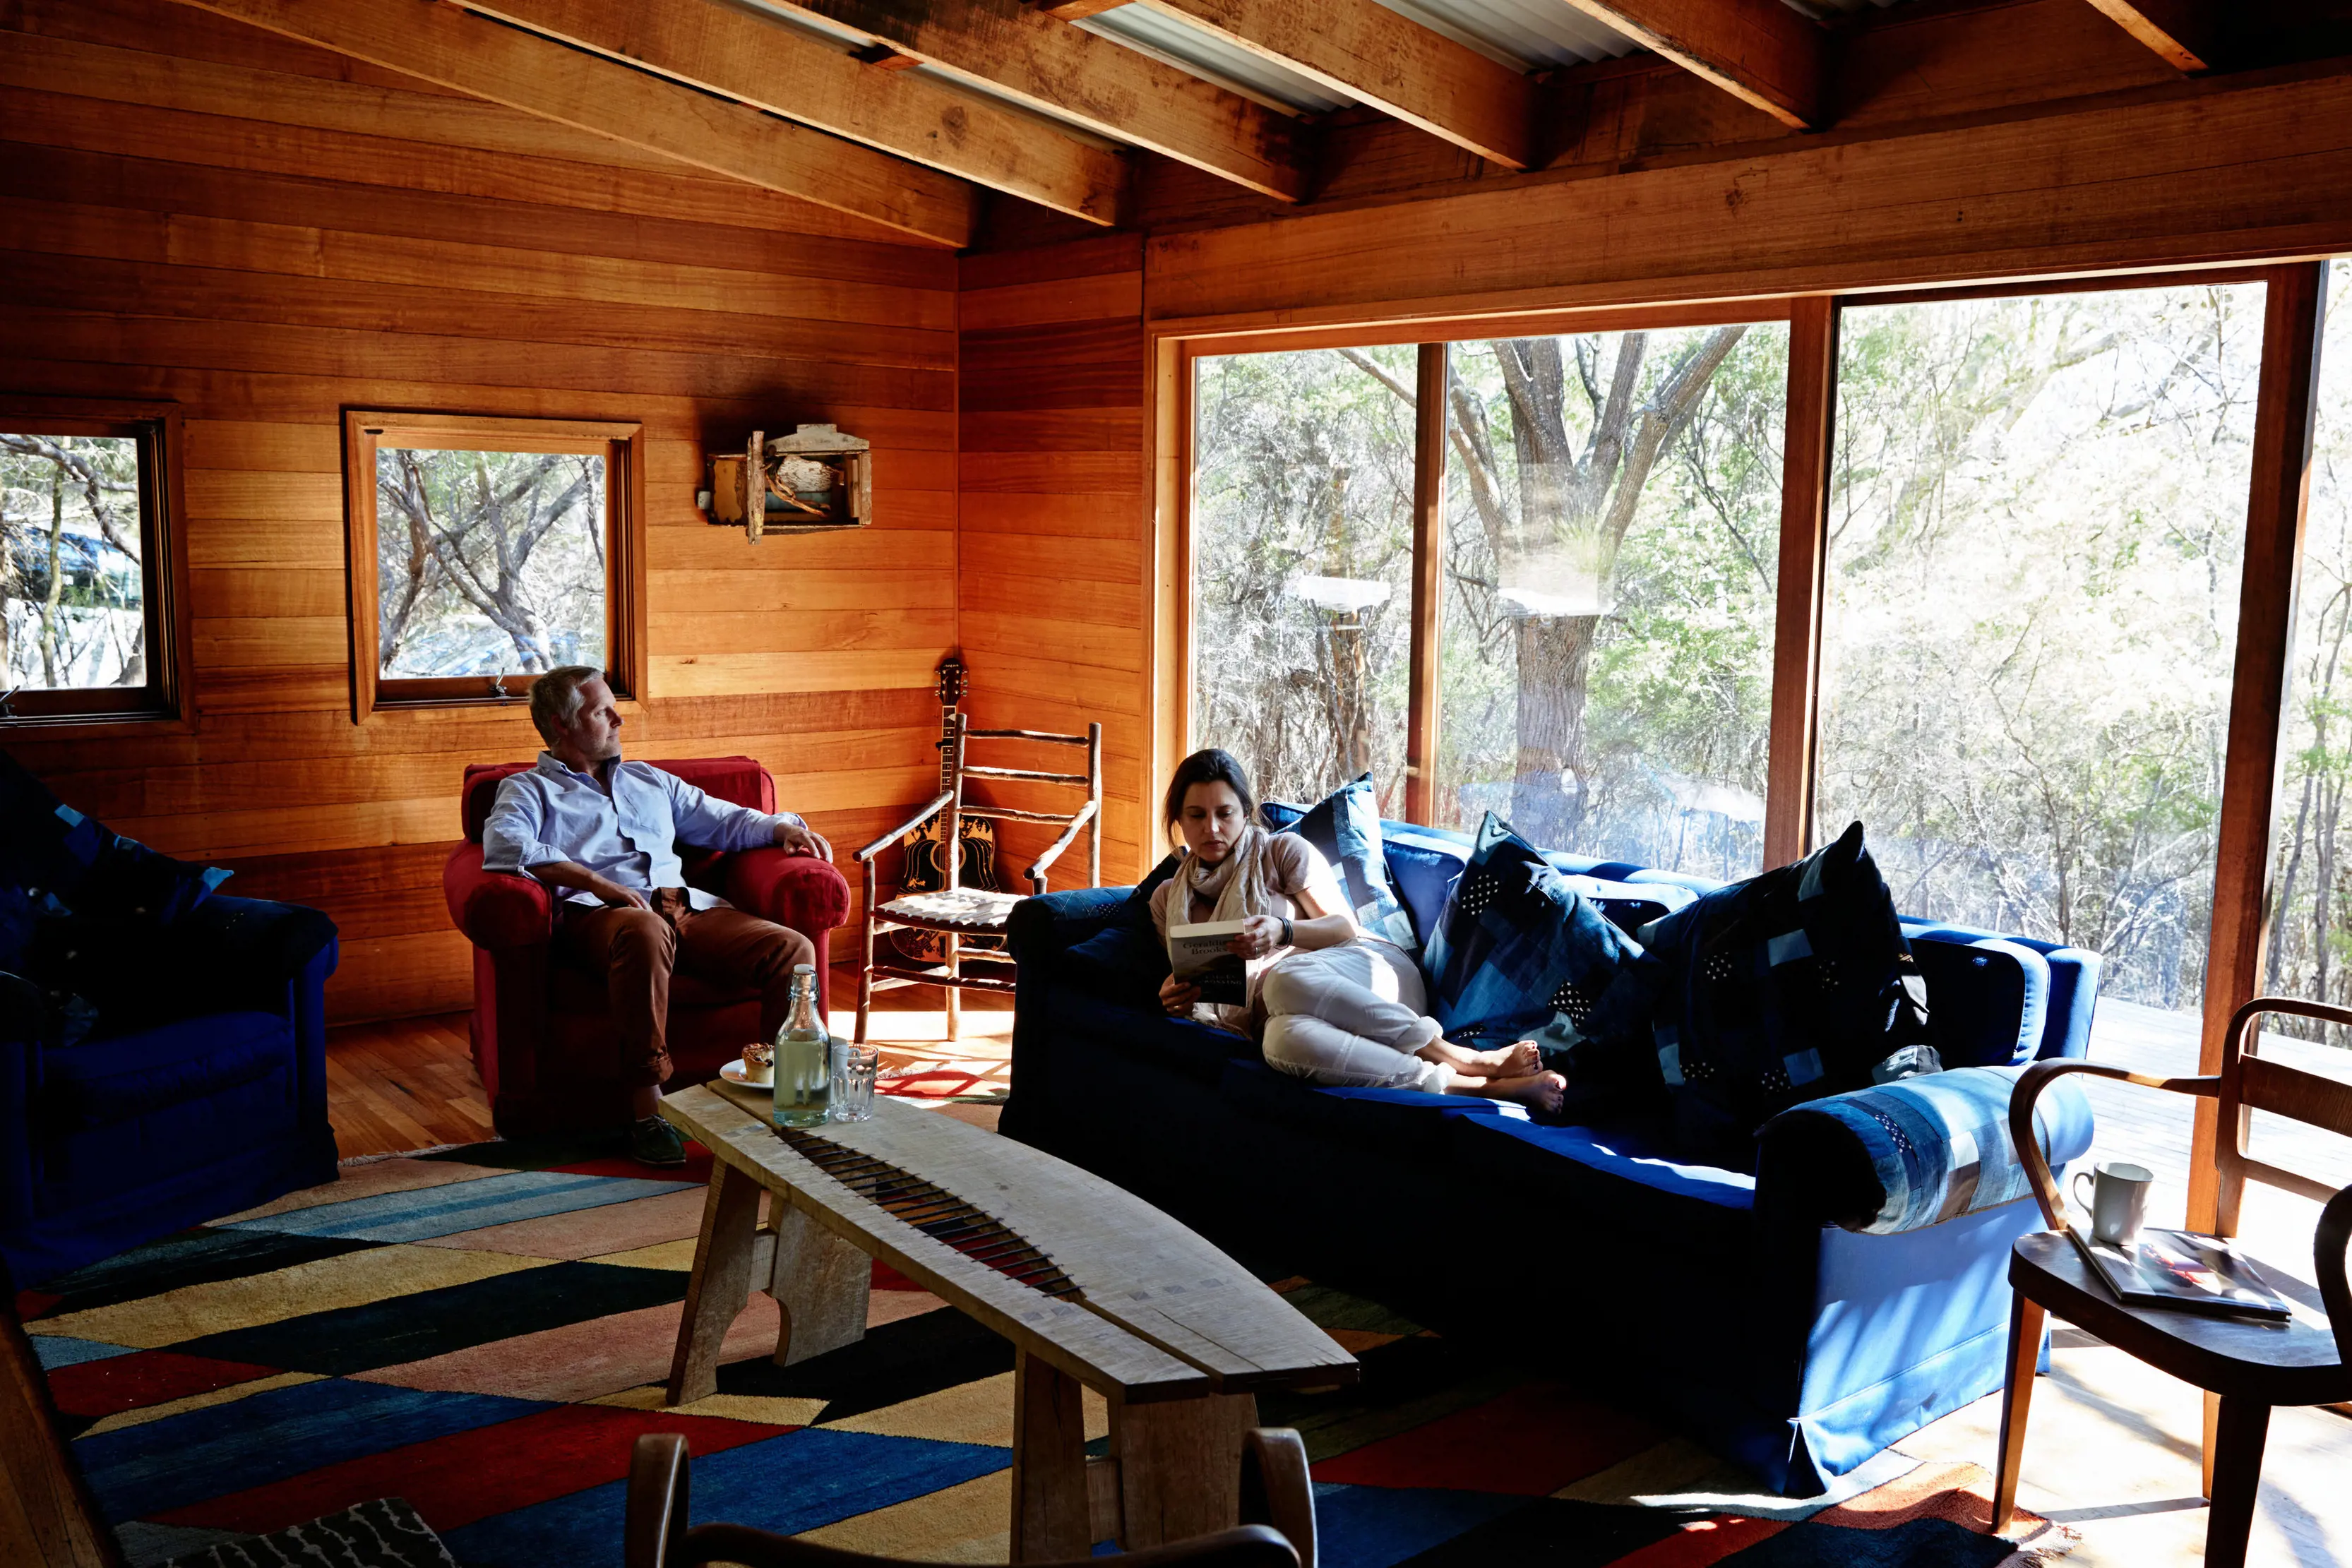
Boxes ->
[1994,995,2352,1567]
[852,712,1102,1044]
[625,1427,1316,1567]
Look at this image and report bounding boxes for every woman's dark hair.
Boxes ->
[1162,748,1258,838]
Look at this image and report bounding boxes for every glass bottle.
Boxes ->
[772,963,830,1129]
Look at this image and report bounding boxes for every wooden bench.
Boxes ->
[659,1084,1357,1562]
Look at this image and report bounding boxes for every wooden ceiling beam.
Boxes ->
[1554,0,1827,130]
[2082,0,2218,72]
[1128,0,1538,169]
[459,0,1128,226]
[760,0,1306,203]
[160,0,978,246]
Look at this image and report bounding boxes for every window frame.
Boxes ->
[0,396,191,731]
[342,409,647,723]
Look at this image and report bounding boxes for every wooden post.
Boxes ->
[1405,342,1447,826]
[1109,1389,1259,1550]
[943,711,967,1042]
[2190,260,2329,1231]
[666,1160,763,1405]
[1010,1349,1092,1562]
[1763,295,1839,869]
[1087,721,1104,887]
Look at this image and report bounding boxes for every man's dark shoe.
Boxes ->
[630,1113,687,1168]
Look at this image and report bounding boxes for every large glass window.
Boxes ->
[1190,347,1417,811]
[1816,282,2267,1015]
[1439,325,1789,875]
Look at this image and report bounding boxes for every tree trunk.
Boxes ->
[1510,611,1601,845]
[39,463,65,687]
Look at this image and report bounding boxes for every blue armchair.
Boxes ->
[1,892,340,1287]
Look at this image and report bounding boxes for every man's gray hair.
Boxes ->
[530,666,603,745]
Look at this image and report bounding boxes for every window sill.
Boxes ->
[0,707,193,738]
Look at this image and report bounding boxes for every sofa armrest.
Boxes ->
[444,843,555,950]
[1757,1064,2096,1233]
[1007,885,1138,966]
[724,848,850,935]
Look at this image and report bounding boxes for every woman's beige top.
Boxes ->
[1147,832,1339,943]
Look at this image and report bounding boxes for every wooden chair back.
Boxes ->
[943,712,1105,896]
[2212,996,2352,1236]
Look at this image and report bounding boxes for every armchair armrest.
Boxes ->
[854,793,953,864]
[2008,1057,2217,1230]
[174,894,338,980]
[724,848,850,934]
[2322,1184,2352,1370]
[443,842,555,950]
[1023,800,1099,894]
[1006,885,1141,966]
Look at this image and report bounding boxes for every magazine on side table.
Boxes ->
[2067,1226,2293,1319]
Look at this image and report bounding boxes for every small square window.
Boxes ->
[1,402,189,727]
[344,412,645,719]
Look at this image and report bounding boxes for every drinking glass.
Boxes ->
[831,1043,881,1123]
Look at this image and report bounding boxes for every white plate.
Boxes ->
[720,1059,773,1092]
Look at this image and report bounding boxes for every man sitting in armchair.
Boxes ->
[483,666,833,1167]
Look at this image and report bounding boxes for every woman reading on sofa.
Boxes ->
[1152,749,1567,1112]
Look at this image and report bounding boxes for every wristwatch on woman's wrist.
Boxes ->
[1278,916,1294,949]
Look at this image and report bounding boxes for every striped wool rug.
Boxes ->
[18,1098,2070,1567]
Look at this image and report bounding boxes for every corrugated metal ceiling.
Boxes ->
[731,0,1912,146]
[1080,0,1909,118]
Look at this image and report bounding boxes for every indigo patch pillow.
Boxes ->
[1423,813,1644,1051]
[1640,820,1930,1165]
[1279,773,1419,950]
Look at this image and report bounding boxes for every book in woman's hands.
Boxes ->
[2067,1226,2293,1319]
[1168,919,1249,1005]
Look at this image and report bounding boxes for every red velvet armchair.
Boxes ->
[443,756,851,1136]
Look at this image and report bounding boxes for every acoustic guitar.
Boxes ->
[895,655,1001,964]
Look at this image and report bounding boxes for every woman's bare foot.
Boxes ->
[1480,1070,1566,1114]
[1422,1038,1543,1077]
[1486,1039,1542,1078]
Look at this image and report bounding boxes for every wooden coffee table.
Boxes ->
[659,1082,1356,1560]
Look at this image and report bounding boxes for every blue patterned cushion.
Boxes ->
[1273,774,1419,950]
[1423,813,1643,1051]
[1760,1065,2096,1233]
[1638,820,1930,1165]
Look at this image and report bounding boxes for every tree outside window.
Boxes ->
[0,405,183,726]
[344,413,644,718]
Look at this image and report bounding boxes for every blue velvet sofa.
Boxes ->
[1,895,340,1286]
[1003,816,2100,1495]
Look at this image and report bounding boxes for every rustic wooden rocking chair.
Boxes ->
[1995,994,2352,1567]
[852,711,1102,1044]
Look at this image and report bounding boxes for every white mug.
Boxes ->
[2072,1159,2154,1247]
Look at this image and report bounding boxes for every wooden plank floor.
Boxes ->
[323,988,2351,1563]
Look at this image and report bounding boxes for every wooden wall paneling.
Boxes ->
[1403,343,1445,827]
[2188,259,2329,1230]
[1762,295,1837,869]
[0,0,962,1021]
[957,234,1154,885]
